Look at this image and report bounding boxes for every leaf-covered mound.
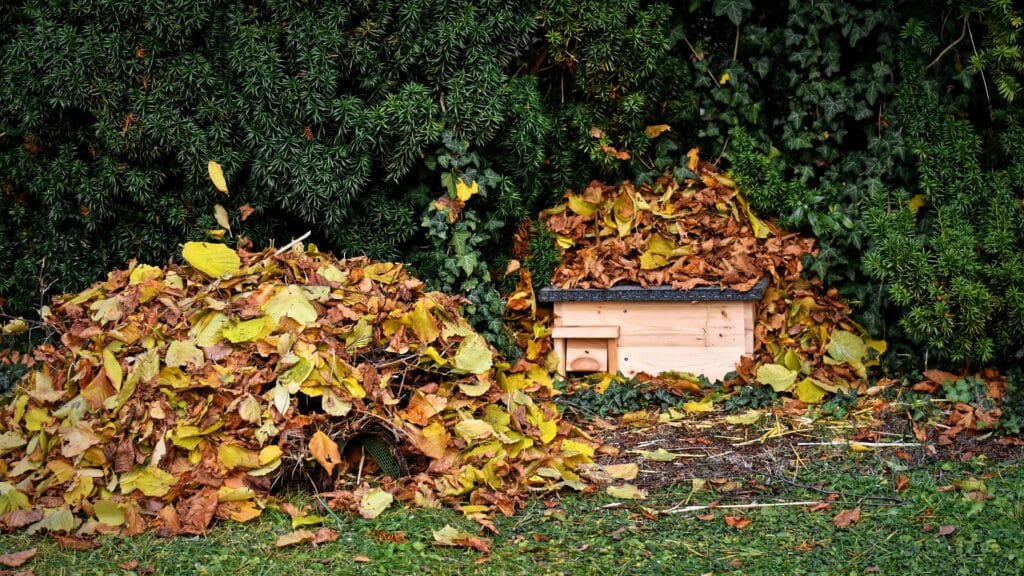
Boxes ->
[0,242,593,536]
[541,150,813,291]
[540,151,883,397]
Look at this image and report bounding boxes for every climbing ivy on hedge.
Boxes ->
[1,0,1022,368]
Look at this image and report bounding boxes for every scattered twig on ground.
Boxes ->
[662,500,821,515]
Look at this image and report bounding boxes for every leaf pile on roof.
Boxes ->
[539,149,883,396]
[541,149,813,291]
[0,242,594,536]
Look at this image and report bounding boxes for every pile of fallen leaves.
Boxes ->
[541,149,811,291]
[540,150,884,398]
[0,241,595,538]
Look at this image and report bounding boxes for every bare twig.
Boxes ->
[797,440,920,448]
[925,16,968,70]
[274,231,313,256]
[663,500,821,514]
[968,21,992,116]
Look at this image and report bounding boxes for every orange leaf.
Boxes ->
[833,507,861,528]
[724,516,751,529]
[309,430,342,475]
[687,148,700,171]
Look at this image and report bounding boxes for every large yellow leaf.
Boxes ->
[164,339,204,369]
[756,363,798,392]
[94,499,124,526]
[181,242,240,278]
[222,317,270,343]
[308,431,341,475]
[218,444,263,470]
[102,345,122,390]
[264,285,318,328]
[453,419,494,443]
[452,333,493,375]
[408,422,449,459]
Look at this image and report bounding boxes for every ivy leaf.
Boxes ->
[712,0,752,26]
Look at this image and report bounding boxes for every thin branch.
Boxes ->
[274,230,313,256]
[968,21,992,116]
[663,500,821,514]
[926,17,968,70]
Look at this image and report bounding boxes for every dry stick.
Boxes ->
[663,500,821,515]
[968,21,992,117]
[274,230,313,256]
[925,17,968,70]
[797,441,920,448]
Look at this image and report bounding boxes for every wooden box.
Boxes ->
[538,279,767,381]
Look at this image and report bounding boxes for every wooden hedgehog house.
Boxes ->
[537,278,768,381]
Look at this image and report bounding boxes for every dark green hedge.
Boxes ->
[2,0,1022,367]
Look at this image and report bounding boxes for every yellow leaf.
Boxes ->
[321,387,352,416]
[452,333,493,375]
[401,299,440,344]
[358,488,394,520]
[264,285,318,328]
[89,297,123,325]
[259,445,282,466]
[119,466,176,497]
[218,444,263,470]
[291,515,325,529]
[455,179,479,202]
[308,431,341,475]
[607,484,647,500]
[908,194,926,214]
[223,501,262,523]
[94,499,124,526]
[724,409,761,425]
[278,357,314,393]
[164,339,205,369]
[214,204,231,232]
[612,188,636,237]
[102,345,123,390]
[567,195,598,216]
[559,439,594,458]
[796,378,827,404]
[756,363,798,392]
[719,72,731,84]
[182,242,240,278]
[645,124,672,138]
[222,317,270,343]
[683,396,714,413]
[26,507,76,535]
[735,191,770,239]
[128,264,163,285]
[453,419,494,443]
[208,160,228,194]
[2,318,29,335]
[217,486,257,502]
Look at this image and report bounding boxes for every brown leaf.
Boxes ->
[724,516,752,529]
[0,549,35,568]
[0,510,44,530]
[313,528,340,545]
[51,534,98,551]
[353,556,371,563]
[938,525,957,536]
[895,475,910,492]
[807,502,832,512]
[275,529,315,548]
[308,431,342,475]
[177,487,219,535]
[832,507,861,528]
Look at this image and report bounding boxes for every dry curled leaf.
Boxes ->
[832,507,861,528]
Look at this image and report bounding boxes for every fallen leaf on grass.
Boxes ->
[0,549,35,568]
[606,484,647,500]
[353,556,371,563]
[938,525,957,536]
[358,488,394,520]
[696,513,715,522]
[432,525,492,554]
[832,507,861,528]
[51,534,97,551]
[724,410,761,425]
[895,475,909,491]
[313,528,340,545]
[275,529,315,547]
[117,560,138,571]
[807,502,832,512]
[368,529,406,543]
[724,516,751,529]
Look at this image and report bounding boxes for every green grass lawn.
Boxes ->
[3,450,1022,576]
